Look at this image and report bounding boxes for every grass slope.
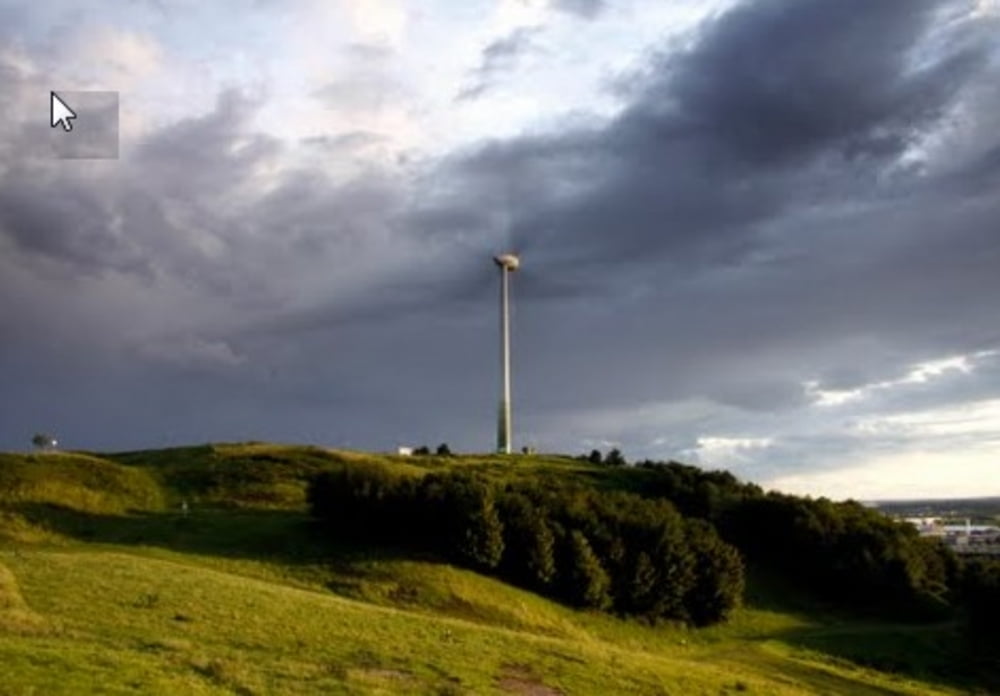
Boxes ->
[0,445,983,695]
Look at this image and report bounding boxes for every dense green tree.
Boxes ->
[626,551,658,614]
[605,448,626,467]
[625,508,697,620]
[458,492,505,570]
[429,473,505,569]
[498,494,556,589]
[561,530,612,609]
[684,519,744,626]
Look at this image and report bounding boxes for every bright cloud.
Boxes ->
[767,446,1000,501]
[806,350,998,409]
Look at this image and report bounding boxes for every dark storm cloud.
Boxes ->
[445,0,988,273]
[418,0,997,331]
[2,0,1000,487]
[457,28,541,101]
[399,13,997,447]
[947,141,1000,195]
[403,0,1000,471]
[656,0,976,166]
[134,90,282,200]
[0,176,148,277]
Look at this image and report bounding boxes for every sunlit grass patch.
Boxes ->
[0,452,164,514]
[0,562,48,636]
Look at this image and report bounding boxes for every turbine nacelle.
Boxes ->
[494,253,520,271]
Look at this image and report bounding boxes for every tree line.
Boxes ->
[307,464,744,626]
[306,452,1000,637]
[627,458,999,632]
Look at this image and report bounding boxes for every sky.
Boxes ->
[1,0,999,500]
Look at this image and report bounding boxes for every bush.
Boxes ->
[306,462,416,542]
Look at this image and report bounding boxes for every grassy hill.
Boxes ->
[0,444,988,695]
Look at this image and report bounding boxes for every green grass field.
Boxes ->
[0,445,988,694]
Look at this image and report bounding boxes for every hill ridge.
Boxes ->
[0,443,993,695]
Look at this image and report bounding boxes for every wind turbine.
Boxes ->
[494,252,520,454]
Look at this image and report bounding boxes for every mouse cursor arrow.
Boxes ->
[50,91,77,132]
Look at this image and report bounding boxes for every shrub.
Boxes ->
[306,462,415,542]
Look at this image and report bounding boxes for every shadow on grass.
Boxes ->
[777,620,999,695]
[13,501,998,693]
[736,566,1000,693]
[7,501,409,568]
[741,568,1000,693]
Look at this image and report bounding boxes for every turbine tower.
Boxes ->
[494,253,519,454]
